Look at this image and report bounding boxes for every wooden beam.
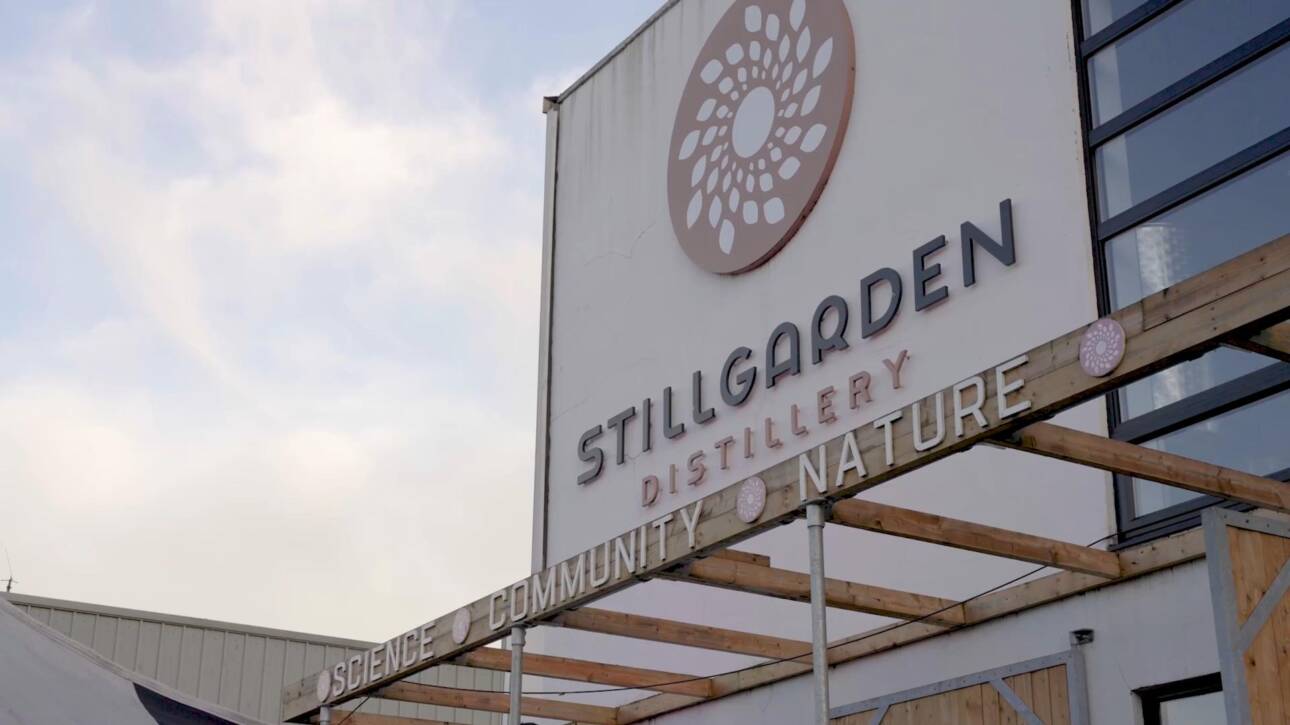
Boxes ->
[312,713,463,725]
[829,498,1122,578]
[457,646,714,698]
[707,548,771,567]
[668,556,965,626]
[550,607,810,660]
[614,527,1207,723]
[1226,321,1290,362]
[284,235,1290,722]
[1001,422,1290,514]
[378,682,618,724]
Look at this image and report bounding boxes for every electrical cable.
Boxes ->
[331,694,372,725]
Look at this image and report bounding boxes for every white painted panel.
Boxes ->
[114,618,140,671]
[239,635,267,716]
[219,632,245,709]
[91,614,117,659]
[136,620,162,679]
[258,638,286,722]
[69,611,95,647]
[178,626,205,695]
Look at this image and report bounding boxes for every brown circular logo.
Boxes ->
[668,0,856,275]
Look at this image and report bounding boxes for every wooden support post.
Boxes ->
[829,498,1122,578]
[550,607,811,659]
[458,647,714,698]
[668,556,966,626]
[378,682,619,725]
[1001,423,1290,514]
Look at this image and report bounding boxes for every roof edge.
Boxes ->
[4,592,376,651]
[552,0,684,105]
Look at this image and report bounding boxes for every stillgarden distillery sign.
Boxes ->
[576,0,1020,515]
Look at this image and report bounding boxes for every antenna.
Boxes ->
[2,546,14,594]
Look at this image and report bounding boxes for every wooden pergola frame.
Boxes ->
[288,235,1290,725]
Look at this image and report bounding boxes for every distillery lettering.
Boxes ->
[576,199,1018,486]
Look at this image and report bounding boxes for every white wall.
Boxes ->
[528,0,1113,715]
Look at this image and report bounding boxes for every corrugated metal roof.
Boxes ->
[3,593,503,724]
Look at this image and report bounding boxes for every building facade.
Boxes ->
[282,1,1290,723]
[522,0,1289,722]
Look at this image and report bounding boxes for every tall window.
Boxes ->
[1075,0,1290,545]
[1137,673,1226,724]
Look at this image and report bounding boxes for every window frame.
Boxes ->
[1071,0,1290,546]
[1136,672,1224,725]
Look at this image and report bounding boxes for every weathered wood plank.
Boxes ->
[708,549,772,567]
[1049,664,1070,725]
[1227,321,1290,362]
[312,713,463,725]
[378,682,618,724]
[456,646,713,698]
[287,235,1290,722]
[1001,423,1290,514]
[667,556,965,625]
[830,499,1121,578]
[551,607,811,660]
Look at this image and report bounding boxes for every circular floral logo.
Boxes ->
[1079,318,1126,377]
[668,0,856,275]
[736,476,768,523]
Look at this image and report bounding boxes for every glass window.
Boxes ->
[1118,348,1275,420]
[1094,42,1290,220]
[1089,0,1290,124]
[1158,690,1226,724]
[1132,389,1290,516]
[1106,150,1290,307]
[1082,0,1153,38]
[1140,675,1227,725]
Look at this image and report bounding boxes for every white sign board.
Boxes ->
[535,0,1102,569]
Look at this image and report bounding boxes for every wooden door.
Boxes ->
[831,651,1086,724]
[1206,509,1290,725]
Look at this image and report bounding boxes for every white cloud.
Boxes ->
[0,0,547,640]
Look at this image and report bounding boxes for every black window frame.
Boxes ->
[1136,672,1224,725]
[1070,0,1290,547]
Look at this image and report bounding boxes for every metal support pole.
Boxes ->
[319,705,331,725]
[509,625,525,725]
[806,502,831,725]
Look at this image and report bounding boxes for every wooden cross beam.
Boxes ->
[549,607,811,660]
[829,498,1122,578]
[707,548,772,567]
[377,682,619,724]
[312,713,467,725]
[1000,422,1290,514]
[665,556,966,626]
[614,526,1207,723]
[285,235,1290,722]
[457,646,714,698]
[1226,321,1290,362]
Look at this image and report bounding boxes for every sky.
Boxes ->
[0,0,661,642]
